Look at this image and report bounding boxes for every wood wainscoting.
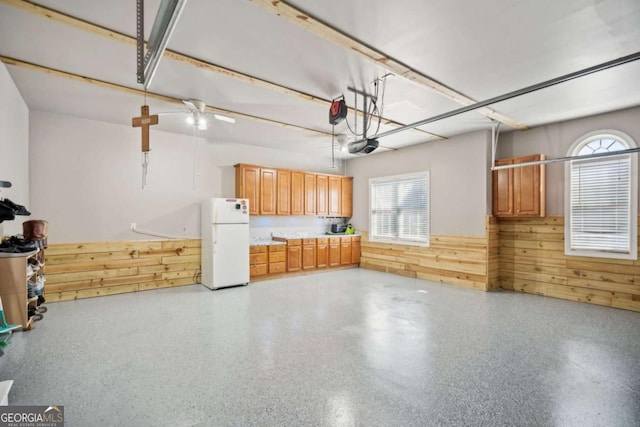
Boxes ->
[497,216,640,312]
[360,230,491,291]
[45,239,201,302]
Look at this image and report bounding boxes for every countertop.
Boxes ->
[250,232,361,246]
[271,232,361,239]
[249,239,287,247]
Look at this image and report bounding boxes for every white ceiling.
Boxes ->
[1,0,639,162]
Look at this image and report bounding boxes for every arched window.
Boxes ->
[565,130,637,259]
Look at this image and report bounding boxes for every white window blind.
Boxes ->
[569,156,631,253]
[370,172,429,245]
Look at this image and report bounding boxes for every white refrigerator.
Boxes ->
[201,198,250,290]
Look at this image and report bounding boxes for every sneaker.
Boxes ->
[0,198,30,216]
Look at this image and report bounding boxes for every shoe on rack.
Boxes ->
[0,203,14,223]
[27,280,36,299]
[37,295,46,306]
[0,198,30,216]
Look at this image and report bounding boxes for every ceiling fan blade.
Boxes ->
[213,114,235,124]
[182,100,197,111]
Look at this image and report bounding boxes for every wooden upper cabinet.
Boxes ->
[291,171,304,216]
[277,170,291,215]
[514,154,546,216]
[341,177,353,218]
[236,163,353,217]
[304,173,316,215]
[328,176,341,216]
[492,158,513,217]
[316,175,329,216]
[492,154,545,217]
[260,168,277,215]
[235,164,260,216]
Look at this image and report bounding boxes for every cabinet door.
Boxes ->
[329,239,340,267]
[304,173,316,215]
[341,177,353,217]
[351,238,361,264]
[316,174,329,216]
[316,243,328,268]
[287,245,302,272]
[302,245,316,270]
[260,168,277,215]
[340,241,352,265]
[236,165,260,216]
[328,176,342,216]
[492,158,513,217]
[291,171,304,216]
[514,154,545,216]
[277,170,291,215]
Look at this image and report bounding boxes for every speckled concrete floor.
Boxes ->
[1,269,639,426]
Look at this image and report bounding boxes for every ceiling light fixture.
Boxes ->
[186,116,195,125]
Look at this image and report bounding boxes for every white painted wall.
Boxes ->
[0,62,29,237]
[29,111,345,243]
[348,130,491,237]
[497,105,640,214]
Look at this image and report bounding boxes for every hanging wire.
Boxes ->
[192,125,198,190]
[331,124,336,168]
[343,75,388,138]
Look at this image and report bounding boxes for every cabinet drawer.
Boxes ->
[350,236,360,243]
[287,239,302,246]
[316,237,328,245]
[329,237,341,244]
[341,237,356,243]
[303,238,316,245]
[250,253,267,264]
[250,246,267,254]
[269,252,286,263]
[250,264,267,276]
[269,245,286,252]
[269,262,286,274]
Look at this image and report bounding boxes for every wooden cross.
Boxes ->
[131,105,159,152]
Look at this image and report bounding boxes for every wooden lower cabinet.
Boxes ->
[351,236,361,264]
[249,246,268,277]
[340,238,352,265]
[268,245,286,274]
[251,236,360,279]
[287,240,302,272]
[316,238,328,269]
[302,239,316,270]
[329,238,341,267]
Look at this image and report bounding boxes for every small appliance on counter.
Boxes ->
[331,223,347,234]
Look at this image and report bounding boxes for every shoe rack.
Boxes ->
[0,249,45,331]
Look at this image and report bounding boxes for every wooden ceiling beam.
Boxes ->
[0,0,442,140]
[249,0,528,131]
[0,55,333,137]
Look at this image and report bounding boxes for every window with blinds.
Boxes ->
[370,172,429,245]
[565,132,637,260]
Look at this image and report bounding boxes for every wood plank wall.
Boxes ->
[486,216,500,290]
[497,216,640,312]
[360,231,490,291]
[45,239,201,302]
